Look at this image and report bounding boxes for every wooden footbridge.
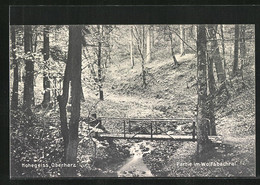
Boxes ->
[87,116,222,143]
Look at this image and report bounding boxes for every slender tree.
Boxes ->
[97,25,104,100]
[33,28,38,52]
[205,25,223,136]
[233,24,239,76]
[207,57,217,136]
[180,25,185,56]
[196,24,209,155]
[42,26,51,107]
[220,25,228,79]
[240,24,246,59]
[106,26,112,68]
[66,25,82,175]
[23,25,34,114]
[207,25,226,83]
[151,26,155,48]
[11,26,19,110]
[133,25,147,88]
[146,26,151,63]
[130,26,134,68]
[168,26,178,66]
[142,25,147,88]
[57,26,82,176]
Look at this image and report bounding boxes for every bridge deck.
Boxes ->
[97,133,222,142]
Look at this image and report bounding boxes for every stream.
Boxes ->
[117,141,154,177]
[116,125,183,177]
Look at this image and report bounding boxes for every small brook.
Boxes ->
[117,141,154,177]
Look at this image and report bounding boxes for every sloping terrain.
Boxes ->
[82,52,256,177]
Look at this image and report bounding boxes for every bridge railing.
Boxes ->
[96,117,197,141]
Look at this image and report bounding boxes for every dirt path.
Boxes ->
[102,89,165,118]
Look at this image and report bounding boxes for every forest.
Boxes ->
[10,24,255,177]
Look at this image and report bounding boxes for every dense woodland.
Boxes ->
[10,24,255,177]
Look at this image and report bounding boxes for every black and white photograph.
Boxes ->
[9,23,255,178]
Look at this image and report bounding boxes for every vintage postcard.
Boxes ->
[9,6,256,178]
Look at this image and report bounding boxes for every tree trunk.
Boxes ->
[66,25,82,176]
[220,25,228,79]
[42,26,51,107]
[169,32,178,66]
[107,28,111,67]
[97,25,104,101]
[11,26,19,110]
[207,25,226,83]
[57,56,71,162]
[207,57,217,136]
[58,26,82,177]
[180,25,185,56]
[130,26,134,68]
[151,26,155,48]
[133,25,146,88]
[142,26,147,88]
[23,25,34,114]
[240,25,246,59]
[146,26,151,63]
[196,25,209,155]
[233,25,239,76]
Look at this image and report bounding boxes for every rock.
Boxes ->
[143,147,149,152]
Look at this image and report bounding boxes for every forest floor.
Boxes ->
[79,53,255,177]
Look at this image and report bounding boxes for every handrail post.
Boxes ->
[129,120,131,133]
[192,121,196,142]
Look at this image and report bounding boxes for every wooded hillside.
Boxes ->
[10,24,255,177]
